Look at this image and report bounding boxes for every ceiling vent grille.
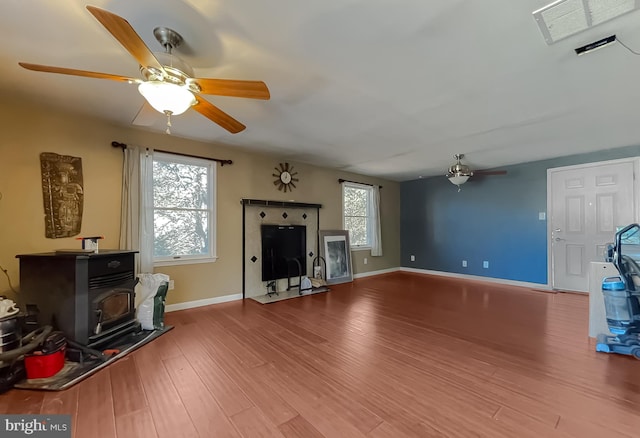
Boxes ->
[533,0,640,45]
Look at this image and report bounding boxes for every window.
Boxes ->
[342,182,374,249]
[150,152,216,265]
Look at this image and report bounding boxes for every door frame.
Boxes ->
[546,157,640,290]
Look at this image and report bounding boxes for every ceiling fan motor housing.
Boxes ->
[139,27,201,93]
[154,27,183,52]
[140,52,200,93]
[448,154,473,177]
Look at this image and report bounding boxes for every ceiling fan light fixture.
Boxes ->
[448,174,470,186]
[446,154,473,190]
[138,81,196,115]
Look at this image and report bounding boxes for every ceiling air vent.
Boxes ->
[533,0,640,45]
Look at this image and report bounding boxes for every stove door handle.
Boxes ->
[94,309,103,335]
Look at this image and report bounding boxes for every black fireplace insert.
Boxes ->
[261,224,306,281]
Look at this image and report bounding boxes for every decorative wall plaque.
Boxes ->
[40,152,84,238]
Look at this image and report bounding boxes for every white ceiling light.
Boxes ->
[533,0,639,45]
[138,81,196,116]
[448,174,470,186]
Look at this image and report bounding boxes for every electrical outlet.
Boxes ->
[168,280,175,290]
[483,261,489,269]
[364,257,368,265]
[410,255,415,262]
[462,260,467,267]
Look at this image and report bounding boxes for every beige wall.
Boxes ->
[0,96,400,305]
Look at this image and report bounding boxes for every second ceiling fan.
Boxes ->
[19,5,270,134]
[446,154,507,191]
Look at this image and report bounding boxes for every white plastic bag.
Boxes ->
[300,276,312,292]
[0,297,18,318]
[136,273,170,330]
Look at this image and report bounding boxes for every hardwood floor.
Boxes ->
[2,271,640,437]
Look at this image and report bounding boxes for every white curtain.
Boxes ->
[371,185,383,257]
[119,146,154,273]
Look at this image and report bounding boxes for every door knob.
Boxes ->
[554,237,565,241]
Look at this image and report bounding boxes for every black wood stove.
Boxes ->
[16,250,138,348]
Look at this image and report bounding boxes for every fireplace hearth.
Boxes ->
[16,250,139,348]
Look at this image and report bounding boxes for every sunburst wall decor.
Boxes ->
[273,162,299,192]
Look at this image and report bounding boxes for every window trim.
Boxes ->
[150,151,217,266]
[342,182,374,250]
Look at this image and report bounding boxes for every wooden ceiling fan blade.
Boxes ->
[192,98,246,134]
[86,6,166,75]
[191,78,270,100]
[474,170,507,176]
[18,63,136,83]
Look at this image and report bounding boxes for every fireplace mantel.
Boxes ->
[241,199,322,209]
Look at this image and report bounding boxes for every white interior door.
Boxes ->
[549,160,636,292]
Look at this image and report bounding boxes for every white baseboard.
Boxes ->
[353,267,400,279]
[165,293,243,312]
[399,267,551,290]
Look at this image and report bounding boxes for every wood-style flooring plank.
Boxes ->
[170,322,254,417]
[147,328,184,360]
[2,389,44,414]
[187,328,299,427]
[367,421,426,438]
[230,406,286,438]
[75,370,116,438]
[197,315,266,369]
[556,413,631,438]
[251,361,382,435]
[162,355,241,438]
[115,408,158,438]
[109,356,148,418]
[163,309,197,327]
[277,415,325,438]
[492,406,569,438]
[41,386,79,438]
[132,342,199,438]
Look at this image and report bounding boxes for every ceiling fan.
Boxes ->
[446,154,507,191]
[18,5,270,134]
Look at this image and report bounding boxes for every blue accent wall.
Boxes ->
[400,145,640,284]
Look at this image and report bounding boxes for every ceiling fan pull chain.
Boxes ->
[164,110,173,134]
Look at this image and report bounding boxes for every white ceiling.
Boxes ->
[3,0,640,181]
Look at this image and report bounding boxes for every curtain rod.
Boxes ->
[111,141,233,166]
[338,178,382,189]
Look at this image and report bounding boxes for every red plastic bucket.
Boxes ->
[24,346,65,379]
